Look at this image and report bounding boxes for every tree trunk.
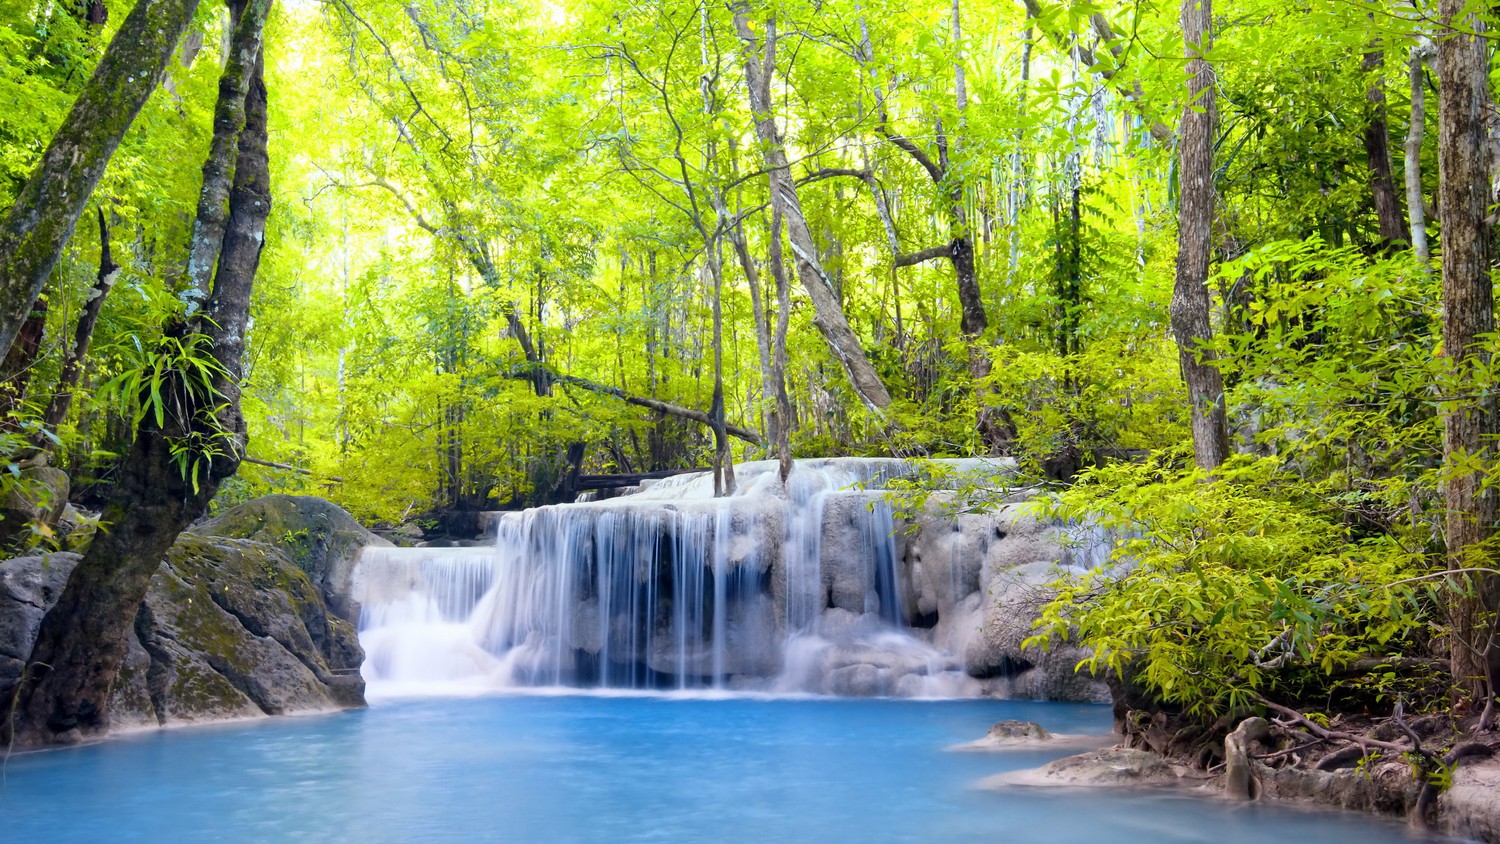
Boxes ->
[37,207,121,439]
[1406,39,1434,263]
[860,8,1012,451]
[5,47,270,748]
[0,0,203,361]
[1170,0,1230,471]
[768,209,794,482]
[180,0,271,304]
[1361,44,1408,245]
[726,211,779,453]
[1436,0,1499,726]
[0,299,47,420]
[731,8,892,412]
[705,248,735,497]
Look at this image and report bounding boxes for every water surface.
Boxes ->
[1,695,1435,843]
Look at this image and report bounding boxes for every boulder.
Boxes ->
[989,719,1053,741]
[0,496,369,733]
[987,747,1201,789]
[191,494,391,623]
[0,551,74,688]
[0,467,70,542]
[1437,758,1500,843]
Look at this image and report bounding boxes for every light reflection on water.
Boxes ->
[0,695,1439,843]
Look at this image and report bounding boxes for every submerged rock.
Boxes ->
[0,495,371,734]
[986,746,1204,789]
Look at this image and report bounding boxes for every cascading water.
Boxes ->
[354,458,1102,699]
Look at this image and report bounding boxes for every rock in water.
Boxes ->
[985,747,1202,789]
[0,495,374,733]
[988,719,1053,741]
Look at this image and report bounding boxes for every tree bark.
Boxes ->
[768,210,794,482]
[858,9,1013,452]
[37,207,121,438]
[181,0,272,304]
[731,8,892,412]
[1361,44,1408,245]
[507,368,762,446]
[1436,0,1499,726]
[725,210,780,453]
[5,47,270,748]
[0,0,203,362]
[1170,0,1230,471]
[0,299,47,420]
[1406,39,1434,263]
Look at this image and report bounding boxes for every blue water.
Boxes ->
[1,695,1435,843]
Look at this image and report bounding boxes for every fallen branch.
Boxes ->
[243,456,345,482]
[505,368,763,445]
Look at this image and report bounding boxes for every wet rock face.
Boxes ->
[0,495,370,733]
[0,551,72,688]
[897,504,1111,704]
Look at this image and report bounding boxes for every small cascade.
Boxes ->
[355,458,1076,699]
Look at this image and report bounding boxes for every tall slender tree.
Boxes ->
[1436,0,1498,727]
[1169,0,1229,470]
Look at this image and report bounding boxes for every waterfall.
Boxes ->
[356,458,1044,699]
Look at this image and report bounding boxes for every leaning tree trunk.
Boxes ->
[5,50,270,748]
[1436,0,1499,727]
[35,207,122,441]
[0,0,203,362]
[1169,0,1230,471]
[731,8,892,412]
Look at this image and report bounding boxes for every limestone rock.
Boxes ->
[0,467,69,541]
[989,719,1052,741]
[0,496,369,734]
[1253,756,1417,816]
[0,552,75,688]
[988,747,1200,789]
[1437,758,1500,843]
[191,494,391,623]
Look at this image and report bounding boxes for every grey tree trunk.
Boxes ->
[0,0,203,362]
[181,0,272,304]
[731,8,892,412]
[726,210,780,453]
[1436,0,1499,727]
[1169,0,1230,471]
[1406,39,1434,263]
[768,210,794,483]
[6,44,270,749]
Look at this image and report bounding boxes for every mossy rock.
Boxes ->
[0,467,70,545]
[0,516,367,733]
[191,495,390,623]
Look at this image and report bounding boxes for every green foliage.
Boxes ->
[1027,453,1436,717]
[100,329,237,493]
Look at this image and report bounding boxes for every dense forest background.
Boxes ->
[3,0,1500,743]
